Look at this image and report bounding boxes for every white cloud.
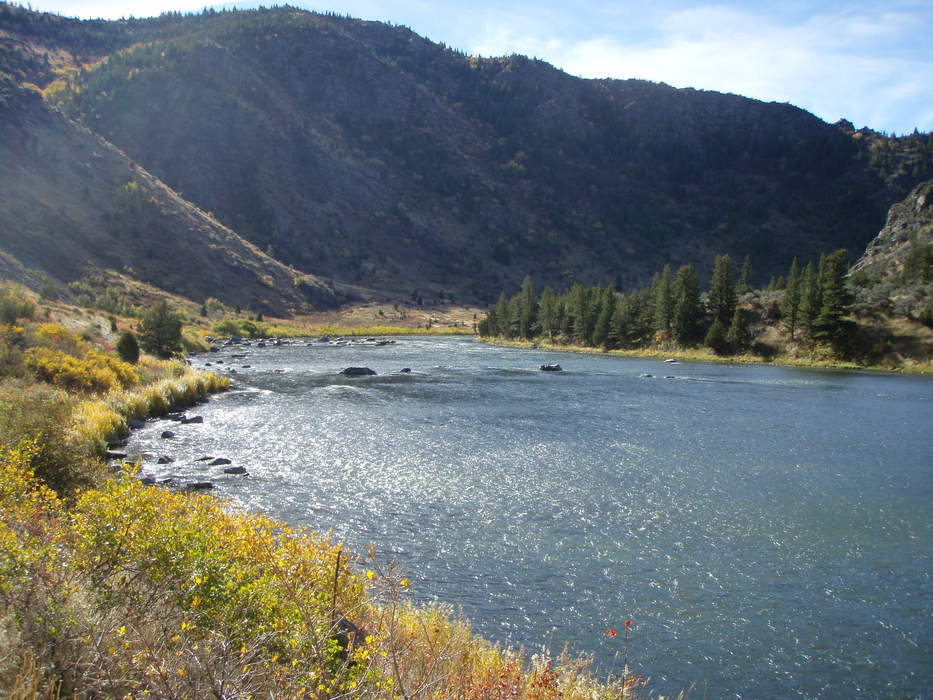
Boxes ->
[469,3,932,133]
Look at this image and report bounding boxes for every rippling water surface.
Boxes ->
[126,337,932,698]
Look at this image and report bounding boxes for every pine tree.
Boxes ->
[517,275,537,339]
[812,249,853,346]
[537,287,558,340]
[653,264,673,338]
[781,258,801,338]
[591,287,617,348]
[726,306,750,353]
[708,254,736,325]
[798,260,821,334]
[492,292,510,337]
[138,301,183,358]
[672,264,701,346]
[704,317,728,355]
[736,254,753,295]
[567,284,593,345]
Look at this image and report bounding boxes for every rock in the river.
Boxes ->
[399,367,412,373]
[223,466,248,475]
[105,451,127,460]
[195,456,215,462]
[160,430,176,439]
[181,415,204,424]
[157,455,175,464]
[340,367,377,376]
[539,364,562,372]
[186,482,214,490]
[140,474,157,485]
[129,419,145,429]
[209,458,232,466]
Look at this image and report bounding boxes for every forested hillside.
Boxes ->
[2,3,932,309]
[478,182,933,368]
[3,3,932,308]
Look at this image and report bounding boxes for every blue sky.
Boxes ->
[27,0,933,134]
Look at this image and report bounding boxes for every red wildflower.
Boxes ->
[605,628,617,638]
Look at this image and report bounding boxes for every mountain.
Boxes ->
[852,180,932,283]
[2,3,932,309]
[0,61,337,315]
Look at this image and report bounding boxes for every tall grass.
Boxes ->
[0,453,657,698]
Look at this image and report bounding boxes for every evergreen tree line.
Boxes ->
[478,250,854,355]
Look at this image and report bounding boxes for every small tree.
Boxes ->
[736,254,753,295]
[726,306,750,353]
[138,301,183,358]
[116,330,140,364]
[781,258,801,338]
[0,284,36,326]
[653,264,673,336]
[705,317,729,355]
[708,254,736,325]
[672,264,701,346]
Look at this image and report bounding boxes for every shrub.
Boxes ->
[0,325,27,379]
[0,284,36,326]
[704,317,729,354]
[25,346,119,393]
[32,323,85,356]
[115,330,140,364]
[0,379,102,495]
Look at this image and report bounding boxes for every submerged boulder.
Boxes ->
[539,364,563,372]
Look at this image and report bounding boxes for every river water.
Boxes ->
[125,337,932,698]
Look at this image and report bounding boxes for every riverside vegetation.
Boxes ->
[478,246,933,371]
[0,283,653,697]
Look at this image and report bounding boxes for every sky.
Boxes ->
[24,0,933,134]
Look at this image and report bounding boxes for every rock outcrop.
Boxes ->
[852,180,933,281]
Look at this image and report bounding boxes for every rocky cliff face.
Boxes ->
[852,181,933,281]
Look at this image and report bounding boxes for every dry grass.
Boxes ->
[0,299,662,698]
[0,449,658,699]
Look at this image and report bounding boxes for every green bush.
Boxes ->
[116,330,140,364]
[0,284,36,326]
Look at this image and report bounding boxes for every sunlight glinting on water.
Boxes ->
[123,337,932,698]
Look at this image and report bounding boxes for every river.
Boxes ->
[124,336,932,698]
